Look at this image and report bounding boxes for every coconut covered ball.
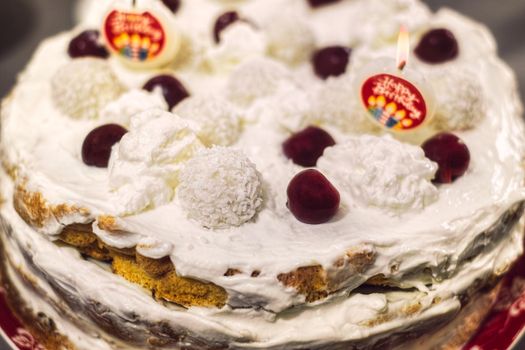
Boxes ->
[265,14,316,65]
[101,89,168,127]
[431,69,485,131]
[311,77,379,134]
[173,95,241,147]
[178,147,264,229]
[227,57,293,107]
[51,58,125,119]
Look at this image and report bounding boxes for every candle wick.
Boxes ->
[397,60,407,71]
[132,0,137,7]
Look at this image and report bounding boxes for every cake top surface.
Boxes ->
[2,0,525,313]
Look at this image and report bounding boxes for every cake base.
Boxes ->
[0,223,511,350]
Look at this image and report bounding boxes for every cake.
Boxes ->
[1,0,524,349]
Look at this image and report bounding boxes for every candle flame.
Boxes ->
[396,25,410,71]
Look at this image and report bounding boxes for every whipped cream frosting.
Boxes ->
[108,109,204,214]
[101,89,168,127]
[318,135,438,212]
[205,22,268,72]
[2,0,525,323]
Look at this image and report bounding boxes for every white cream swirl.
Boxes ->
[206,22,267,72]
[100,89,168,128]
[108,109,203,215]
[318,135,439,212]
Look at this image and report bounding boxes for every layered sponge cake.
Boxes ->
[1,0,525,349]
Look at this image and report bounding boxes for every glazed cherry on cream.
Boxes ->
[143,75,190,110]
[422,132,470,184]
[307,0,342,7]
[82,124,127,168]
[287,169,340,224]
[415,28,459,64]
[283,126,336,167]
[68,30,109,59]
[161,0,181,13]
[312,46,351,79]
[213,11,241,43]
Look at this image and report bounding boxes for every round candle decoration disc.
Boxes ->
[103,6,180,69]
[361,73,428,131]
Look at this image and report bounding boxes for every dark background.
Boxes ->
[0,0,524,103]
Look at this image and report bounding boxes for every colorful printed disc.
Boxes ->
[361,73,428,131]
[104,10,166,63]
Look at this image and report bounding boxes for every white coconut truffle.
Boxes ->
[227,57,293,107]
[263,86,314,132]
[265,15,316,65]
[311,77,379,134]
[431,69,485,131]
[109,109,203,215]
[318,135,438,212]
[51,58,124,119]
[206,22,267,71]
[178,147,263,229]
[349,0,431,46]
[173,95,241,147]
[100,89,168,127]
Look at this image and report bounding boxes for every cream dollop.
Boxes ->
[108,109,203,215]
[100,89,168,127]
[265,14,316,65]
[173,95,242,147]
[51,58,124,119]
[227,57,293,107]
[177,147,263,229]
[431,69,485,131]
[318,135,438,212]
[206,22,267,71]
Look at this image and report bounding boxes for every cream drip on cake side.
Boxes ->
[2,0,525,316]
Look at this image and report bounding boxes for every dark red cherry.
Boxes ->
[161,0,181,13]
[312,46,351,79]
[415,29,459,64]
[213,11,240,43]
[143,75,190,110]
[82,124,127,168]
[287,170,340,224]
[68,30,109,59]
[307,0,342,7]
[422,132,470,184]
[283,126,336,167]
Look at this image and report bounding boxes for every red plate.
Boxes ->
[1,258,525,350]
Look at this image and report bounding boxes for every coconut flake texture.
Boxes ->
[173,95,241,147]
[318,135,438,212]
[51,58,124,119]
[431,69,485,131]
[100,89,168,127]
[109,109,203,215]
[311,77,379,134]
[227,57,293,107]
[178,147,264,229]
[265,14,315,65]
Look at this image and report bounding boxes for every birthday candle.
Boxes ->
[357,26,436,132]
